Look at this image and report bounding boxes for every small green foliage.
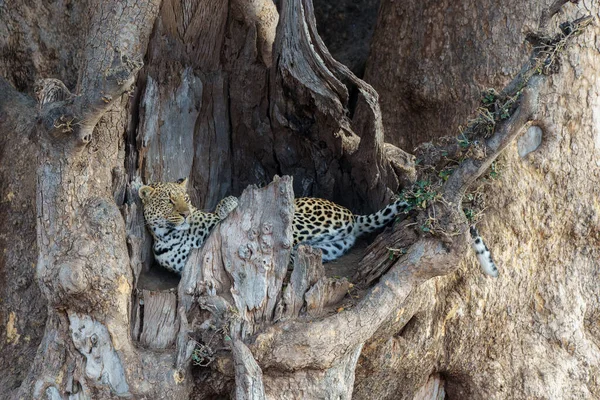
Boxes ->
[489,161,500,179]
[438,168,454,182]
[416,180,428,189]
[398,180,439,213]
[458,134,471,148]
[482,89,498,105]
[191,342,215,367]
[419,216,435,234]
[463,208,475,223]
[420,223,431,233]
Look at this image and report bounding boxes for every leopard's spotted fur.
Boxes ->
[138,179,237,274]
[140,179,499,278]
[292,197,409,261]
[139,179,408,273]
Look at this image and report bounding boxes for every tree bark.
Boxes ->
[0,0,597,399]
[352,1,600,399]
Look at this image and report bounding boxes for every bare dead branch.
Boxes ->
[443,15,592,205]
[540,0,571,28]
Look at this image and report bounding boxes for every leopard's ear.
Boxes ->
[176,178,188,188]
[138,186,155,201]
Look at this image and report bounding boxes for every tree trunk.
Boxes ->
[352,1,600,399]
[0,0,597,399]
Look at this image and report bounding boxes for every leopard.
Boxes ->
[139,178,499,278]
[138,178,238,274]
[139,178,410,273]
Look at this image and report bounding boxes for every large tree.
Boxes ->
[0,0,597,399]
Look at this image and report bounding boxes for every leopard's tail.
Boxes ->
[354,199,410,236]
[470,226,499,277]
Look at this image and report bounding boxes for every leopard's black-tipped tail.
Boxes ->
[470,226,499,277]
[354,199,409,236]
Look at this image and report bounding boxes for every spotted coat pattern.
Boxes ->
[292,197,409,261]
[139,179,237,274]
[140,179,410,273]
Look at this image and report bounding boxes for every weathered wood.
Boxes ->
[251,237,462,372]
[232,336,267,400]
[20,1,161,396]
[270,0,347,200]
[302,0,407,209]
[137,70,198,185]
[139,290,178,349]
[281,245,324,319]
[262,344,364,400]
[175,305,197,373]
[124,195,152,278]
[227,0,278,196]
[250,7,591,374]
[68,312,131,396]
[1,0,198,397]
[0,0,593,398]
[138,0,233,210]
[354,219,420,287]
[180,176,294,337]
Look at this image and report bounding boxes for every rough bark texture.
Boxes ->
[1,1,195,398]
[0,0,597,399]
[352,2,600,399]
[0,79,46,395]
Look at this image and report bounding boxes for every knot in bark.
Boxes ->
[260,235,273,254]
[58,262,89,294]
[34,78,73,107]
[248,228,258,241]
[238,243,257,260]
[261,222,273,235]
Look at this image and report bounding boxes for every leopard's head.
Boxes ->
[138,178,193,230]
